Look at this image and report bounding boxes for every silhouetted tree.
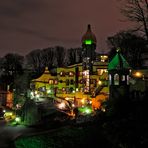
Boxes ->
[119,0,148,40]
[25,49,44,78]
[67,48,82,65]
[67,48,77,65]
[55,46,66,67]
[0,53,24,90]
[42,47,55,69]
[107,31,147,68]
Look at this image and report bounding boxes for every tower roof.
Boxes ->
[108,50,130,71]
[81,24,97,44]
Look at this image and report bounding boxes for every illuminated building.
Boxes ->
[108,49,130,113]
[30,25,109,108]
[81,24,97,93]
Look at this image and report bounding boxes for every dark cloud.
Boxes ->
[0,0,131,57]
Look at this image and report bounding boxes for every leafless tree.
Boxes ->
[54,46,66,67]
[107,31,147,68]
[42,47,55,69]
[25,49,44,75]
[67,48,82,65]
[119,0,148,40]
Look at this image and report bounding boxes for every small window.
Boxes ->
[62,88,65,91]
[122,75,125,81]
[60,71,65,76]
[114,74,119,85]
[49,79,54,84]
[54,80,58,85]
[69,72,74,76]
[79,79,84,84]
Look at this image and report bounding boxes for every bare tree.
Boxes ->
[55,46,66,67]
[67,48,82,65]
[119,0,148,40]
[25,49,44,77]
[42,47,55,69]
[67,48,77,65]
[107,31,147,68]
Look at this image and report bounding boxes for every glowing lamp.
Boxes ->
[58,102,65,109]
[15,117,21,122]
[98,80,102,85]
[36,94,40,98]
[47,89,51,94]
[134,72,142,78]
[81,99,85,104]
[85,108,91,114]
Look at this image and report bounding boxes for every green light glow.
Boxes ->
[84,40,92,45]
[15,117,21,122]
[78,107,92,114]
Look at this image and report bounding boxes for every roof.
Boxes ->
[32,67,56,83]
[81,24,97,44]
[108,51,130,71]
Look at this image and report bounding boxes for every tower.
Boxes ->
[108,49,131,116]
[81,24,97,93]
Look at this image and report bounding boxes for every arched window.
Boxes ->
[49,79,54,84]
[114,74,119,85]
[69,72,74,77]
[122,75,125,81]
[60,71,65,77]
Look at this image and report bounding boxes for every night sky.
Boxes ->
[0,0,132,57]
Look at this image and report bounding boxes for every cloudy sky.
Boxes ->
[0,0,131,57]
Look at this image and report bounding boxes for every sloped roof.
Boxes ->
[108,52,130,71]
[32,67,56,83]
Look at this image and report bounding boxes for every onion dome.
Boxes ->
[81,24,97,45]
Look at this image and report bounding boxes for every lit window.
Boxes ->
[69,72,74,76]
[49,79,54,84]
[54,80,58,85]
[114,74,119,85]
[122,75,125,81]
[100,55,108,62]
[60,71,65,76]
